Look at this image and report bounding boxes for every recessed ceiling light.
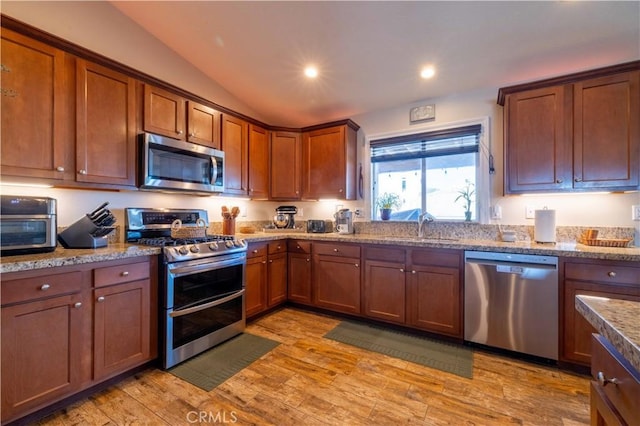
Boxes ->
[304,66,318,78]
[420,66,436,79]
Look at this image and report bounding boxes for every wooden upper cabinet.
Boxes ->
[0,29,71,181]
[505,86,572,193]
[143,84,221,148]
[187,100,221,149]
[143,84,186,139]
[222,114,249,195]
[573,72,639,190]
[302,123,358,200]
[501,64,640,193]
[248,124,270,199]
[270,131,302,200]
[76,59,136,187]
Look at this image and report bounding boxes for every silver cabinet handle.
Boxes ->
[121,271,129,277]
[400,268,405,272]
[252,249,258,254]
[597,372,619,387]
[411,270,416,274]
[306,258,310,262]
[40,284,50,290]
[608,271,617,278]
[74,302,82,308]
[177,130,184,135]
[354,263,359,267]
[78,169,87,175]
[262,260,267,264]
[574,177,582,182]
[269,259,273,263]
[97,296,105,302]
[188,132,195,137]
[556,179,563,183]
[333,248,339,252]
[56,166,65,172]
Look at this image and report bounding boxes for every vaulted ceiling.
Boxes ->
[111,1,639,127]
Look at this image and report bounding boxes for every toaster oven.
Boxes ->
[0,195,57,256]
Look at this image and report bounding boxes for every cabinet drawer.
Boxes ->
[1,271,83,305]
[365,246,405,263]
[591,334,640,425]
[288,240,311,254]
[94,261,149,288]
[268,241,287,255]
[410,248,460,268]
[566,263,639,285]
[314,242,360,258]
[247,243,268,258]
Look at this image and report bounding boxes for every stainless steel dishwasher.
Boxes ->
[464,250,559,360]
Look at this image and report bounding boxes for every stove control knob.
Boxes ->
[208,242,219,251]
[234,239,245,247]
[190,245,200,253]
[178,246,189,255]
[225,240,234,248]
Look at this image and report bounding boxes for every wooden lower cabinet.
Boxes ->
[312,242,361,315]
[590,334,640,425]
[287,240,312,305]
[363,246,406,324]
[0,257,156,425]
[246,241,288,317]
[561,259,640,366]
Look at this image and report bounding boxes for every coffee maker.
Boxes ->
[334,208,354,234]
[273,205,297,229]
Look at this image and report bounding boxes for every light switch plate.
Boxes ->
[632,205,640,221]
[525,205,535,219]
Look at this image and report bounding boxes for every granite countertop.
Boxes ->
[575,295,640,372]
[2,233,638,274]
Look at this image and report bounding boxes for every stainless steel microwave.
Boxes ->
[139,133,225,194]
[0,195,57,256]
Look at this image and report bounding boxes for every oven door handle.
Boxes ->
[169,289,245,318]
[169,256,245,277]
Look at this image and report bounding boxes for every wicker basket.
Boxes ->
[579,238,632,248]
[171,218,207,239]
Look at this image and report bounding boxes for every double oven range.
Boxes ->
[125,208,247,369]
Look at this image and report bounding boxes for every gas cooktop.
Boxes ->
[125,208,247,262]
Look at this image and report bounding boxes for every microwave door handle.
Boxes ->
[211,157,218,183]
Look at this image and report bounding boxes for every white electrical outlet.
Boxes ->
[490,205,502,220]
[632,205,640,221]
[525,205,535,219]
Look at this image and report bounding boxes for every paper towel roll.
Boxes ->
[534,209,556,243]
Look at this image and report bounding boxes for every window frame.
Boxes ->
[366,117,491,223]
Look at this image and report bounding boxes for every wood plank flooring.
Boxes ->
[36,308,590,425]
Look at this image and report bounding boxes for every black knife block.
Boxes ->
[57,215,115,249]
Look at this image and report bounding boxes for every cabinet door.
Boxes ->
[1,29,70,180]
[143,85,186,140]
[407,264,461,337]
[561,280,640,365]
[268,252,288,306]
[288,252,312,305]
[573,71,640,190]
[1,293,83,422]
[93,280,150,380]
[187,100,221,149]
[245,254,267,317]
[248,124,270,199]
[363,259,406,324]
[76,59,136,187]
[222,115,249,195]
[302,125,357,200]
[505,86,572,193]
[271,131,301,199]
[313,254,361,314]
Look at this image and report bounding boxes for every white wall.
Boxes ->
[2,1,637,229]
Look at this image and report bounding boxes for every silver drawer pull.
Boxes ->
[354,263,359,267]
[597,371,619,387]
[607,271,616,278]
[333,248,339,252]
[121,271,129,277]
[40,284,50,291]
[411,270,416,274]
[74,302,82,308]
[400,268,405,272]
[97,296,105,302]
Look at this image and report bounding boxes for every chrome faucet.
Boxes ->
[418,212,435,238]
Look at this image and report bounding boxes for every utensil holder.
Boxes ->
[222,217,236,235]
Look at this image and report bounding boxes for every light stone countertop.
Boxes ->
[575,295,640,372]
[1,232,639,274]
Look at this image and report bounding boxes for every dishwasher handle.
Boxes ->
[465,257,558,271]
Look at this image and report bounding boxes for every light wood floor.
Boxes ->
[36,308,590,425]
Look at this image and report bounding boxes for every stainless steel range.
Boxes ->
[125,208,247,369]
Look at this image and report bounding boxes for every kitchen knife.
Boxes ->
[88,202,109,219]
